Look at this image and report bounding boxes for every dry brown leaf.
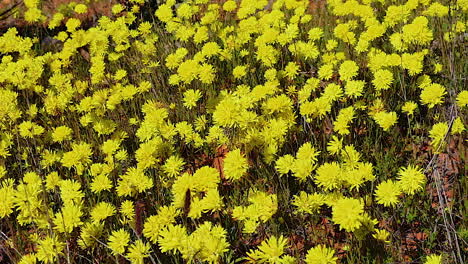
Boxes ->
[213,144,229,181]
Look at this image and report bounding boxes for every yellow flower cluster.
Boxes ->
[232,190,278,233]
[223,148,249,180]
[158,222,229,263]
[374,164,426,207]
[0,0,465,262]
[315,145,375,191]
[172,166,222,219]
[246,235,295,263]
[276,142,320,181]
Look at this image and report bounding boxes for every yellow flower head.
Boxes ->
[402,101,418,116]
[375,180,401,207]
[372,69,393,91]
[52,126,72,143]
[126,240,151,264]
[372,111,398,131]
[452,117,465,134]
[183,89,202,109]
[456,90,468,108]
[305,245,337,264]
[233,65,248,79]
[247,236,290,263]
[91,202,115,222]
[66,18,81,32]
[36,236,65,263]
[397,165,426,195]
[74,4,88,14]
[108,229,130,255]
[332,197,364,232]
[223,148,249,180]
[420,83,446,108]
[425,254,443,264]
[345,80,365,98]
[315,162,342,191]
[339,60,359,81]
[373,229,391,243]
[223,0,237,12]
[19,121,44,138]
[429,122,449,153]
[292,192,325,214]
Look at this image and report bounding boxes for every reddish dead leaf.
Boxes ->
[445,189,454,200]
[333,242,347,258]
[399,229,428,261]
[213,156,225,180]
[430,149,461,209]
[134,200,145,236]
[211,211,220,219]
[183,189,191,217]
[213,144,229,181]
[193,153,209,169]
[378,219,390,229]
[308,0,326,12]
[402,231,427,252]
[414,232,427,241]
[0,0,13,7]
[319,217,337,241]
[78,47,90,62]
[322,117,333,135]
[437,153,459,177]
[288,234,305,254]
[216,144,229,157]
[354,126,367,135]
[243,236,264,247]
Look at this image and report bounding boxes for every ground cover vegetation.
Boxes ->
[0,0,466,263]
